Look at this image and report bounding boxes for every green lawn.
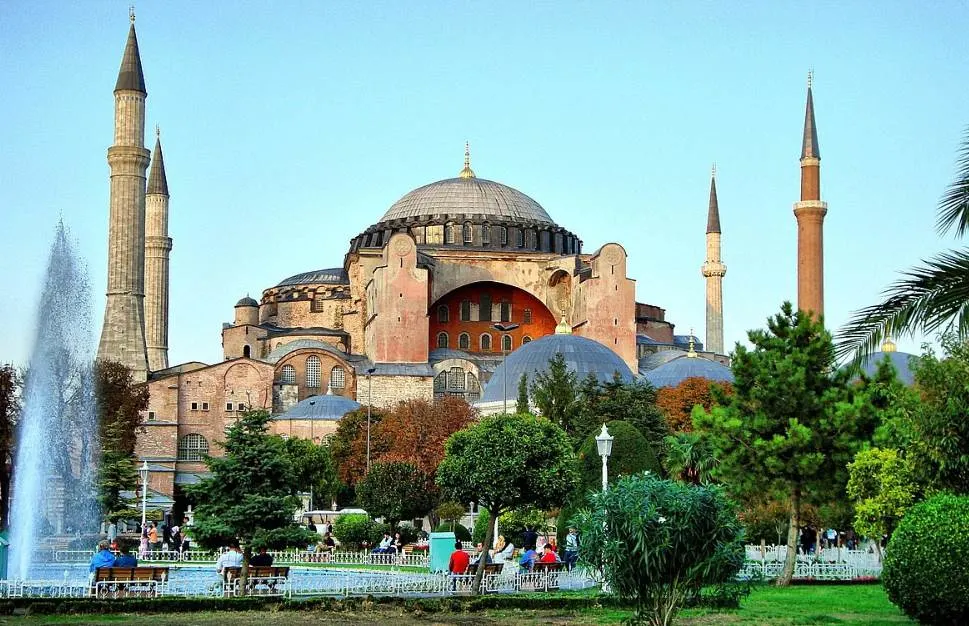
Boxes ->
[0,584,911,625]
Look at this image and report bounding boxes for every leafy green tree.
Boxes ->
[574,473,745,626]
[186,410,316,587]
[516,372,530,414]
[847,448,918,542]
[94,360,149,523]
[282,436,338,509]
[530,353,579,436]
[576,375,669,450]
[435,501,467,532]
[838,129,969,360]
[436,413,579,594]
[663,430,717,485]
[0,365,22,528]
[356,460,436,527]
[576,420,661,493]
[694,302,876,585]
[330,406,388,487]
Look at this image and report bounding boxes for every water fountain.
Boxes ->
[7,222,100,579]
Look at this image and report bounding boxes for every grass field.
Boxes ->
[0,584,911,625]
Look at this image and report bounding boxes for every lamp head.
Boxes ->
[595,423,614,458]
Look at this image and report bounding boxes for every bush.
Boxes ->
[576,420,662,493]
[575,473,744,626]
[883,493,969,625]
[433,523,471,541]
[396,521,420,545]
[333,514,376,550]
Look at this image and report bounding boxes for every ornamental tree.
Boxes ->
[694,302,877,585]
[282,436,338,509]
[576,420,661,492]
[656,376,732,433]
[574,473,744,626]
[846,448,918,542]
[186,410,316,589]
[356,460,437,527]
[436,413,579,594]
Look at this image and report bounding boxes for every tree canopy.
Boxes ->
[656,376,732,432]
[356,460,437,527]
[576,420,661,493]
[282,436,338,509]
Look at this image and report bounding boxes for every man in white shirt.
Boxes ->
[216,541,244,577]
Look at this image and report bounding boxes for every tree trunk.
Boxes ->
[240,547,251,595]
[472,508,498,595]
[778,489,800,586]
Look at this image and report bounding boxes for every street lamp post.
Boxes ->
[492,323,520,413]
[139,460,150,529]
[366,366,376,474]
[595,424,614,492]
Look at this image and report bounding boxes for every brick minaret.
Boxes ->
[793,72,827,319]
[145,126,171,371]
[701,165,726,354]
[97,12,150,381]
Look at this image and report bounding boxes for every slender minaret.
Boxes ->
[145,126,171,371]
[97,10,150,381]
[793,71,827,319]
[701,165,726,354]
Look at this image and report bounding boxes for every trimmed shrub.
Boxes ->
[433,523,471,541]
[333,514,375,549]
[576,420,662,493]
[883,493,969,625]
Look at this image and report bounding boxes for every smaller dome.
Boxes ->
[640,354,733,388]
[859,351,915,386]
[276,268,348,287]
[235,296,258,307]
[638,349,688,373]
[480,334,634,404]
[275,394,361,421]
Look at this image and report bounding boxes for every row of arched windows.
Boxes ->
[436,332,531,351]
[279,357,346,389]
[440,222,570,251]
[438,301,517,323]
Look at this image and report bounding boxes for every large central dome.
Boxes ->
[379,176,555,225]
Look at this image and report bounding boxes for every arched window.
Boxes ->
[306,356,321,388]
[479,294,492,321]
[502,335,513,351]
[449,367,465,390]
[281,364,296,384]
[460,300,471,321]
[500,301,511,322]
[242,345,251,358]
[522,336,532,344]
[500,227,508,246]
[434,371,447,392]
[463,222,473,244]
[438,304,449,323]
[330,366,345,389]
[482,223,491,244]
[516,229,525,247]
[467,373,481,401]
[458,333,470,350]
[523,309,532,324]
[177,434,209,461]
[445,221,455,244]
[437,332,449,349]
[480,333,492,352]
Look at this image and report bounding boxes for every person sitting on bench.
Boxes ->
[249,546,273,567]
[113,544,138,567]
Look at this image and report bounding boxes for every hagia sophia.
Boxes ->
[96,17,842,510]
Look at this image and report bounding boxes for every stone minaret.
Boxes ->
[97,12,150,381]
[701,165,726,354]
[145,127,171,371]
[793,72,827,319]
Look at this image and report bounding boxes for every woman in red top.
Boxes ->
[540,544,559,563]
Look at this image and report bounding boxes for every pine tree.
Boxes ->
[516,372,530,414]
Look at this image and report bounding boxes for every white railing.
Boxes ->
[49,548,429,568]
[0,580,90,598]
[92,579,166,599]
[742,544,883,579]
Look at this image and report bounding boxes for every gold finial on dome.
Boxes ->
[687,329,698,357]
[459,141,476,179]
[881,335,897,353]
[555,316,572,335]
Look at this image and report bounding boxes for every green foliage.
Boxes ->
[96,418,139,523]
[846,448,918,539]
[883,493,969,625]
[395,521,419,544]
[576,374,669,451]
[434,522,471,541]
[472,508,490,545]
[186,410,316,555]
[435,501,467,529]
[739,499,790,545]
[664,429,717,484]
[693,302,877,583]
[575,473,745,626]
[495,507,549,548]
[577,420,661,493]
[530,353,579,436]
[332,513,388,549]
[436,412,578,593]
[516,372,530,414]
[281,436,338,507]
[0,365,21,528]
[356,461,436,526]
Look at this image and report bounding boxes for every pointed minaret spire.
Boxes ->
[459,141,476,179]
[701,165,726,355]
[145,124,173,372]
[801,70,820,160]
[147,127,169,196]
[115,11,146,94]
[794,71,828,320]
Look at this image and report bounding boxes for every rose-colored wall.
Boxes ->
[366,234,429,363]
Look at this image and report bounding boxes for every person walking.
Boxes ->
[564,527,579,570]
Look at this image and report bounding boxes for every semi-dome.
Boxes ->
[235,296,258,307]
[276,267,348,288]
[378,177,555,225]
[274,393,360,421]
[640,354,734,389]
[480,334,634,403]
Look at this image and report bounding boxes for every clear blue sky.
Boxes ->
[1,1,966,367]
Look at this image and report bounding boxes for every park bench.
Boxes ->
[520,561,564,591]
[222,566,290,596]
[91,566,170,598]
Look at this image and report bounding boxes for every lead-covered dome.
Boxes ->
[480,334,634,404]
[378,177,555,225]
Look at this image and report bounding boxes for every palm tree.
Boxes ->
[663,432,716,485]
[837,129,969,360]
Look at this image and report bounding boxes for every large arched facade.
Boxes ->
[428,281,556,355]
